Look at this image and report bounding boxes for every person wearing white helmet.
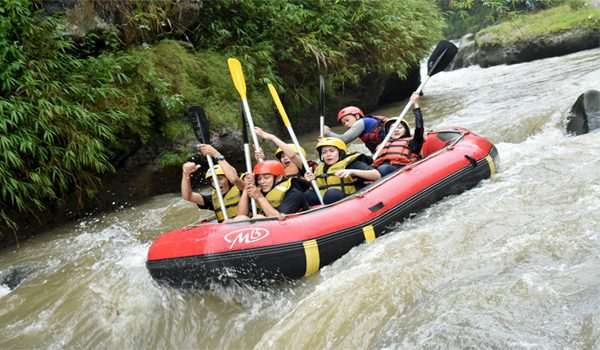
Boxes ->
[374,93,425,176]
[181,144,244,222]
[254,127,310,177]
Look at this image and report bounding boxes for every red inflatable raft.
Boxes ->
[147,128,497,288]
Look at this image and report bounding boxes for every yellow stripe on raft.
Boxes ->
[363,225,376,242]
[303,240,320,276]
[485,155,496,177]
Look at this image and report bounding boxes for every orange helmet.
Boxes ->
[337,106,364,123]
[253,160,285,177]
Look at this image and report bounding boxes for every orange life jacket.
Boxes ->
[373,138,421,167]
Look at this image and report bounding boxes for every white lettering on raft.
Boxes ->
[224,228,270,249]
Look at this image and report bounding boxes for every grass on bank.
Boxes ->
[476,4,600,45]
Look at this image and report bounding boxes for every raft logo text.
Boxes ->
[224,228,270,249]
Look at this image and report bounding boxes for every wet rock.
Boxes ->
[566,90,600,135]
[0,266,35,290]
[451,28,600,69]
[378,65,421,105]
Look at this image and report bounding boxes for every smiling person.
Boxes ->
[235,160,308,219]
[323,105,388,154]
[181,144,244,222]
[304,137,381,205]
[254,127,308,178]
[373,93,425,176]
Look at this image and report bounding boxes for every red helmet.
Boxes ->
[253,160,285,177]
[337,106,364,123]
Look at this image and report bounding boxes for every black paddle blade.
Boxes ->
[187,105,210,143]
[240,102,249,144]
[427,40,458,76]
[319,75,325,117]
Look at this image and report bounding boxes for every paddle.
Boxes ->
[319,75,325,137]
[187,106,229,220]
[227,58,263,161]
[268,83,325,205]
[240,102,258,216]
[372,40,458,160]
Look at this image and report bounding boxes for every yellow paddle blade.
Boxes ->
[267,83,291,128]
[227,58,247,100]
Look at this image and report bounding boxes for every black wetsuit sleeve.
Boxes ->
[409,107,424,155]
[347,160,373,171]
[277,189,308,214]
[197,193,214,210]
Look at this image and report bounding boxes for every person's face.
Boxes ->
[256,174,275,192]
[340,114,358,128]
[216,175,230,193]
[391,124,406,139]
[321,146,340,165]
[279,154,292,167]
[279,154,300,175]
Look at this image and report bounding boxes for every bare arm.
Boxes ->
[335,168,381,182]
[255,127,302,169]
[236,188,250,217]
[199,144,244,190]
[181,162,204,205]
[255,196,280,217]
[247,183,281,217]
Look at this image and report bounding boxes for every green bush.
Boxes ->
[441,0,564,38]
[567,0,589,10]
[0,1,138,228]
[1,0,444,230]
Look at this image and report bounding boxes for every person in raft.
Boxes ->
[235,160,308,219]
[253,127,308,177]
[181,144,244,222]
[323,105,388,154]
[373,92,425,177]
[304,137,381,205]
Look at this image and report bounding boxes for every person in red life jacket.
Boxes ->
[374,93,424,177]
[253,127,309,178]
[235,160,308,219]
[304,137,381,205]
[323,106,388,154]
[181,144,244,222]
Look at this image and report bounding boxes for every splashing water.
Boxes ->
[1,48,600,349]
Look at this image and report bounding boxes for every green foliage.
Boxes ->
[90,0,443,119]
[566,0,589,10]
[192,0,442,89]
[442,0,564,38]
[475,4,600,45]
[0,1,131,228]
[1,0,443,231]
[0,1,183,229]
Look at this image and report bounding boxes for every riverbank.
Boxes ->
[451,4,600,69]
[1,1,441,248]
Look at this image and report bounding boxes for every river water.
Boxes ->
[1,48,600,349]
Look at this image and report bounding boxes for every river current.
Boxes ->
[1,48,600,349]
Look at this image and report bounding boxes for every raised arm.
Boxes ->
[255,127,302,169]
[199,144,244,190]
[408,93,425,154]
[181,162,205,205]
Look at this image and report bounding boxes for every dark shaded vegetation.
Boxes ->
[1,0,442,237]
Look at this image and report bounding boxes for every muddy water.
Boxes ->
[1,48,600,349]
